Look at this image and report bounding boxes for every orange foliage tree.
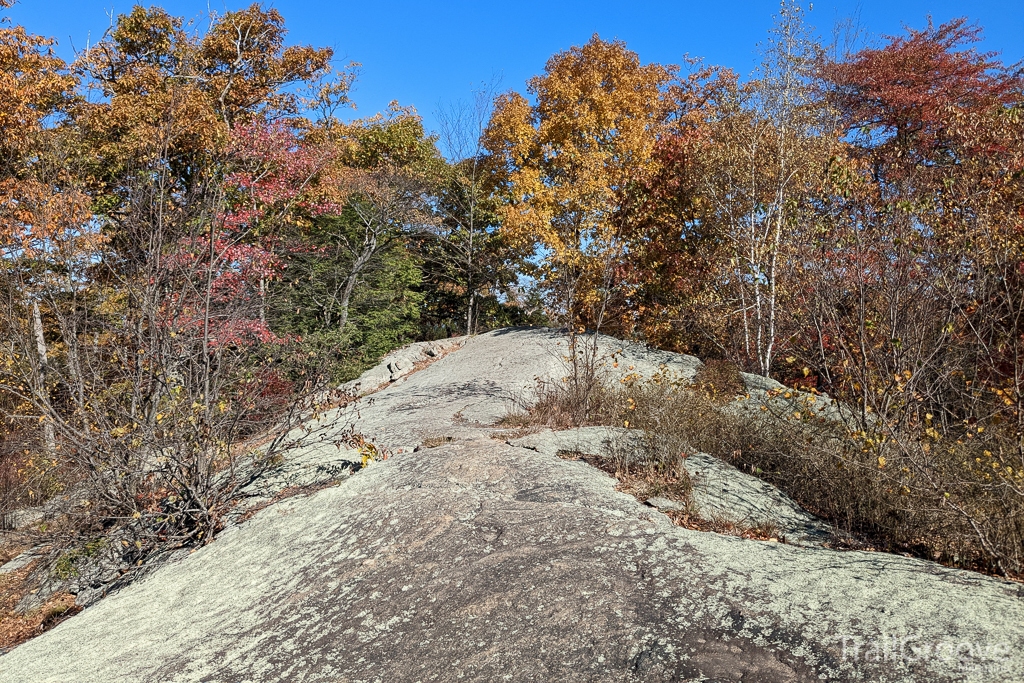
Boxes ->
[484,35,674,328]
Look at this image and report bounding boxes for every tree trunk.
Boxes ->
[337,273,358,333]
[31,301,56,453]
[338,243,377,333]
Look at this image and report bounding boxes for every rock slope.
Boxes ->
[1,328,1022,682]
[509,427,834,547]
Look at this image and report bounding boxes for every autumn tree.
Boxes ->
[725,1,835,375]
[822,17,1018,171]
[484,35,674,328]
[73,3,333,203]
[609,65,738,355]
[781,17,1024,573]
[268,105,441,371]
[806,16,1024,424]
[609,3,835,376]
[0,4,342,549]
[0,0,82,467]
[330,106,442,333]
[670,1,835,375]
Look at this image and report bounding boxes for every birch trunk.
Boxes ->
[31,301,56,453]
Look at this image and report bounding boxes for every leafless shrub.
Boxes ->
[693,359,745,403]
[0,146,346,574]
[511,360,1024,576]
[506,356,695,489]
[0,425,58,532]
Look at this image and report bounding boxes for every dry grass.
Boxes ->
[553,447,782,541]
[664,510,782,541]
[418,435,454,449]
[509,356,1024,578]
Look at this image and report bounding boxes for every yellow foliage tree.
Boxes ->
[483,35,673,326]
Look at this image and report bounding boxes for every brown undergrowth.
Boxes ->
[506,349,1024,579]
[663,510,782,542]
[550,439,782,542]
[0,557,80,653]
[0,338,447,653]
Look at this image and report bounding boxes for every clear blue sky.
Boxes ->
[8,0,1023,137]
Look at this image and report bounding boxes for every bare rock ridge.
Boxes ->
[1,328,1023,682]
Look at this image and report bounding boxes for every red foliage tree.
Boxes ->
[162,120,336,349]
[821,17,1021,165]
